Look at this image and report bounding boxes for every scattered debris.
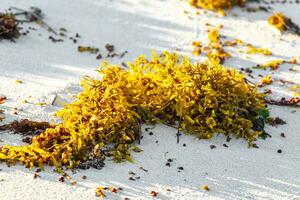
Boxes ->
[120,51,128,58]
[259,75,273,87]
[254,60,285,70]
[59,176,65,182]
[246,6,270,12]
[132,146,143,153]
[33,173,41,179]
[71,181,77,186]
[37,102,47,106]
[128,177,135,181]
[77,156,105,170]
[265,97,300,107]
[95,186,106,198]
[109,187,118,193]
[75,33,81,38]
[49,35,63,43]
[192,25,275,64]
[96,53,103,60]
[246,44,272,56]
[145,127,153,132]
[266,117,286,126]
[165,158,173,167]
[59,27,67,32]
[9,7,57,35]
[15,79,23,84]
[128,171,136,176]
[139,166,148,172]
[201,184,210,191]
[264,89,272,94]
[0,95,6,104]
[78,46,99,54]
[177,166,184,171]
[105,43,114,52]
[77,43,127,60]
[277,149,282,153]
[2,6,58,42]
[150,190,158,197]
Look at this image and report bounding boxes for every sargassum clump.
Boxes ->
[0,52,266,169]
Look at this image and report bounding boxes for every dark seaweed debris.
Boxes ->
[0,119,51,135]
[9,7,57,35]
[0,6,57,41]
[265,97,300,107]
[77,157,105,170]
[49,36,63,43]
[0,13,20,41]
[266,117,287,126]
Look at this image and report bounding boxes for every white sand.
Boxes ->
[0,0,300,199]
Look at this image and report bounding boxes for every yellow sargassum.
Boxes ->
[0,52,265,169]
[189,0,245,10]
[268,13,287,32]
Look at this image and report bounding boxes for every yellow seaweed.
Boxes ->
[0,52,265,169]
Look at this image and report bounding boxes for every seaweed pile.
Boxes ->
[0,52,266,169]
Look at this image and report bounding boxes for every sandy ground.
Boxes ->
[0,0,300,199]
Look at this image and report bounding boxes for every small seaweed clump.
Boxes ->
[0,52,266,170]
[268,13,300,35]
[192,26,272,64]
[0,13,20,41]
[189,0,245,10]
[193,27,231,63]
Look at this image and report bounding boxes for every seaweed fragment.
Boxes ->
[78,46,99,54]
[0,13,20,41]
[268,13,300,35]
[266,117,286,126]
[265,97,300,107]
